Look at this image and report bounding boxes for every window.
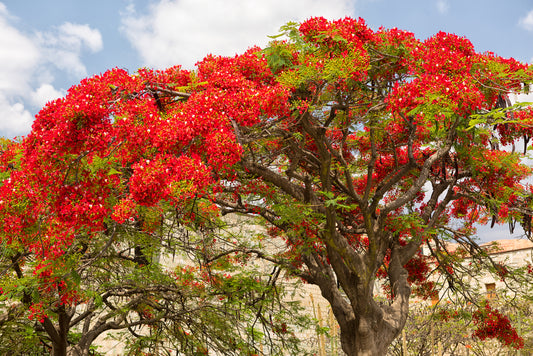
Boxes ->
[485,283,496,299]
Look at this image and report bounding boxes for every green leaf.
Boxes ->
[107,168,121,175]
[332,34,348,44]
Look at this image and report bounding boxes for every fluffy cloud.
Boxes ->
[121,0,355,69]
[37,22,103,77]
[0,4,39,95]
[0,94,34,138]
[519,10,533,32]
[0,4,41,136]
[30,84,65,109]
[0,4,101,138]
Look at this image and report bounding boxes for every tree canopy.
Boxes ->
[0,54,308,356]
[1,16,533,356]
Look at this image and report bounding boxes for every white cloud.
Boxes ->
[121,0,355,69]
[58,22,103,53]
[0,5,41,137]
[0,8,40,95]
[30,84,65,109]
[37,22,103,77]
[436,0,449,14]
[519,10,533,32]
[0,94,34,138]
[0,6,98,138]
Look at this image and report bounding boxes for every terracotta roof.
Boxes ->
[481,239,533,254]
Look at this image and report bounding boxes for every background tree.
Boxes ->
[0,67,309,355]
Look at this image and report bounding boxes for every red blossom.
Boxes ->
[473,302,524,349]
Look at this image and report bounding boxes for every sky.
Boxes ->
[1,0,533,240]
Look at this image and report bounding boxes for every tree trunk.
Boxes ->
[312,248,412,356]
[67,345,88,356]
[42,306,74,356]
[42,317,67,356]
[338,313,402,356]
[51,337,68,356]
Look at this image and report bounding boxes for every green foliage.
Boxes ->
[263,41,296,74]
[0,305,47,355]
[467,101,533,130]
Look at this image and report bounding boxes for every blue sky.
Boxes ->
[1,0,533,241]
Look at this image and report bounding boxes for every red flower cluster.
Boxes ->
[299,16,373,49]
[472,302,524,349]
[28,302,47,323]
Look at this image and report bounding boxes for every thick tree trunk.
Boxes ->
[312,246,412,356]
[51,335,68,356]
[337,312,403,356]
[42,317,67,356]
[324,294,407,356]
[311,273,407,355]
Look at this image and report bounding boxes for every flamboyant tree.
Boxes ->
[0,65,309,355]
[213,18,533,355]
[1,16,533,356]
